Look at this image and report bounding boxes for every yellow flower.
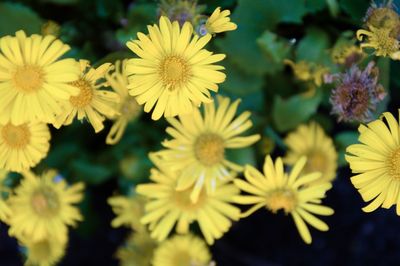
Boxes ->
[234,155,334,244]
[7,170,84,243]
[284,59,328,87]
[157,96,260,203]
[136,153,240,245]
[152,234,211,266]
[0,122,50,172]
[21,237,66,266]
[284,122,338,184]
[108,194,145,232]
[41,20,61,37]
[0,30,79,125]
[357,26,400,59]
[0,169,11,222]
[116,231,157,266]
[126,16,226,120]
[345,111,400,214]
[331,43,365,66]
[105,60,141,145]
[205,7,237,34]
[54,60,120,133]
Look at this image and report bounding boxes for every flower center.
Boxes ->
[303,151,327,174]
[194,133,225,166]
[13,65,44,93]
[31,186,60,217]
[159,55,190,90]
[265,189,297,214]
[173,186,207,211]
[120,97,141,121]
[172,250,192,266]
[389,148,400,180]
[69,79,94,108]
[1,123,30,149]
[373,28,399,55]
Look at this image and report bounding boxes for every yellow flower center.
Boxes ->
[1,123,30,149]
[265,189,297,214]
[173,186,207,211]
[372,28,399,55]
[389,148,400,179]
[13,65,44,93]
[194,133,225,166]
[120,97,141,120]
[69,79,94,108]
[31,186,60,217]
[171,250,192,266]
[159,55,190,90]
[304,151,327,174]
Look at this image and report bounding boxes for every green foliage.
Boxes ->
[335,131,359,167]
[0,2,42,35]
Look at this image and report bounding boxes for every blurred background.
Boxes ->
[1,0,400,265]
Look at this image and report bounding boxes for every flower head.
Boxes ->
[234,155,334,244]
[116,231,157,266]
[284,122,338,184]
[108,194,145,232]
[126,16,226,120]
[357,26,400,59]
[41,20,61,37]
[156,96,260,203]
[54,60,120,133]
[136,153,240,245]
[331,42,365,67]
[158,0,205,27]
[0,122,50,172]
[346,111,400,214]
[328,61,386,123]
[152,234,211,266]
[364,3,400,37]
[7,170,84,243]
[105,60,141,145]
[0,30,80,125]
[205,7,237,35]
[21,237,66,266]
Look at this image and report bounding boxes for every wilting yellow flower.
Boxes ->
[205,7,237,34]
[0,122,50,172]
[346,111,400,214]
[41,20,61,37]
[152,234,211,266]
[136,153,240,245]
[357,26,400,59]
[8,171,84,243]
[284,59,328,88]
[108,194,145,232]
[54,60,120,133]
[21,237,66,266]
[105,60,141,145]
[331,42,365,66]
[0,170,11,222]
[157,96,260,203]
[0,30,80,125]
[284,122,338,184]
[116,231,157,266]
[234,155,334,244]
[126,16,226,120]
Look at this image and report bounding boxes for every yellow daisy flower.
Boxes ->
[7,170,84,243]
[357,26,400,59]
[205,7,237,35]
[345,111,400,214]
[108,194,145,232]
[284,122,338,184]
[152,234,211,266]
[116,231,157,266]
[0,30,80,125]
[54,60,120,133]
[0,122,50,172]
[0,169,11,222]
[125,16,226,120]
[105,60,141,145]
[136,153,241,245]
[234,155,334,244]
[21,237,66,266]
[157,96,260,203]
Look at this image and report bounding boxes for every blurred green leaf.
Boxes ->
[257,30,291,71]
[272,90,322,132]
[0,2,43,36]
[296,27,331,64]
[339,0,369,22]
[226,147,257,168]
[216,0,307,76]
[72,160,113,185]
[305,0,327,13]
[335,131,359,167]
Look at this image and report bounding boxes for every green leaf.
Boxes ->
[226,147,257,168]
[0,3,43,36]
[72,160,113,185]
[339,0,369,22]
[272,90,322,132]
[335,131,359,167]
[257,30,291,71]
[296,27,331,64]
[216,0,308,76]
